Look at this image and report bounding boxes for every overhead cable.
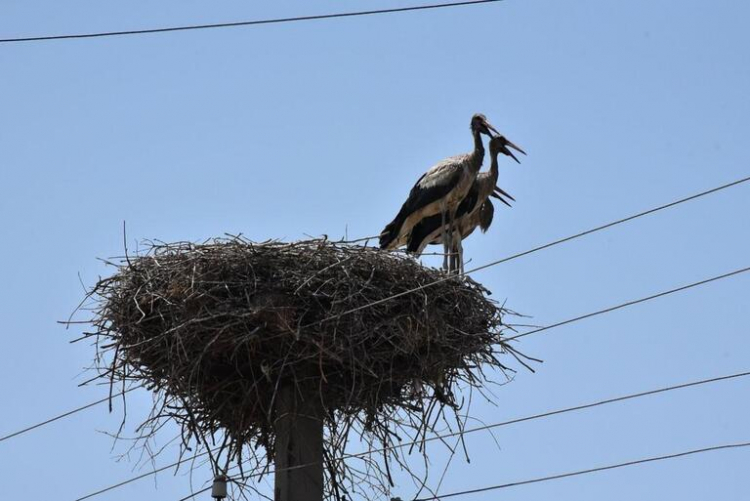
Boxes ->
[414,441,750,500]
[0,386,139,443]
[304,175,750,330]
[507,265,750,341]
[0,0,504,44]
[7,176,748,452]
[170,370,750,501]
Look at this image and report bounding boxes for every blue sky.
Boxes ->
[1,0,749,500]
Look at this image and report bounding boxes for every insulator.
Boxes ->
[211,475,228,499]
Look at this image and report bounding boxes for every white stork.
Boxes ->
[406,134,525,272]
[379,113,502,271]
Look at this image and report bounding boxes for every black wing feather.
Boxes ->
[380,168,462,249]
[478,200,495,232]
[406,182,480,253]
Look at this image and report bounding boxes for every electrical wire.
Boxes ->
[0,0,504,44]
[167,370,750,501]
[300,175,750,331]
[506,265,750,341]
[413,441,750,500]
[74,449,211,501]
[0,386,139,443]
[5,175,748,449]
[72,261,750,499]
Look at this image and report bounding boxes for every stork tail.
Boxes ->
[379,216,405,249]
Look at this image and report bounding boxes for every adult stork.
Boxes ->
[407,134,525,272]
[379,113,501,271]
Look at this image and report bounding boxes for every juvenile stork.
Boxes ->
[407,134,525,272]
[379,113,501,271]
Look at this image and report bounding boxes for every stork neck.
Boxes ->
[470,130,485,173]
[489,152,499,184]
[475,153,500,201]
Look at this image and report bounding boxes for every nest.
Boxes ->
[78,237,531,500]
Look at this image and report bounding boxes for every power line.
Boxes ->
[0,386,138,443]
[0,0,504,44]
[413,441,750,500]
[300,175,750,331]
[507,265,750,341]
[168,370,750,501]
[8,176,749,449]
[72,260,750,499]
[75,449,211,501]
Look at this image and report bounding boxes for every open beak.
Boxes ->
[501,138,526,164]
[491,186,515,207]
[483,120,501,137]
[495,186,515,201]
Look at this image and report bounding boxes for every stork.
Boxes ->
[407,134,525,272]
[379,113,501,271]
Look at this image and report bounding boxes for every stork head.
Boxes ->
[470,113,500,138]
[489,134,526,164]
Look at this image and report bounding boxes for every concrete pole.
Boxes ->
[274,386,324,501]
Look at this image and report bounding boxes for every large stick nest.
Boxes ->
[81,237,529,499]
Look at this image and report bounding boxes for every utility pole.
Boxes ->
[274,385,324,501]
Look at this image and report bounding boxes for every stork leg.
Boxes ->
[449,236,458,275]
[457,234,464,275]
[440,200,450,272]
[448,242,454,273]
[447,209,458,274]
[445,210,453,273]
[449,235,457,275]
[451,234,463,275]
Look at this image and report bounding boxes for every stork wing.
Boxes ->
[478,200,495,233]
[406,180,479,254]
[380,163,463,249]
[405,163,464,218]
[454,182,480,219]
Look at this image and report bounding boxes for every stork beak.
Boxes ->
[494,186,516,202]
[500,138,526,164]
[484,120,501,137]
[491,186,514,207]
[505,138,526,156]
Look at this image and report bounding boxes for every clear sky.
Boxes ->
[1,1,749,500]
